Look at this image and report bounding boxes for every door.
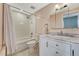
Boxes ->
[39,36,57,56]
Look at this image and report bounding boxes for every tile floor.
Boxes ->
[0,46,5,56]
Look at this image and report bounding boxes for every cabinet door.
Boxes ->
[58,41,71,56]
[39,37,49,56]
[61,44,71,56]
[39,37,57,56]
[71,43,79,56]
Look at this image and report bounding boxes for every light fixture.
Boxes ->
[55,4,60,10]
[55,4,68,11]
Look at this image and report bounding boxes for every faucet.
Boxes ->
[60,30,63,35]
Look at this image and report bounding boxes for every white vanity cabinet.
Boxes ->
[71,43,79,56]
[39,37,49,56]
[39,35,71,56]
[39,36,55,56]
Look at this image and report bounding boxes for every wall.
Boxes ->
[50,7,79,34]
[0,4,3,50]
[35,4,55,35]
[35,3,79,35]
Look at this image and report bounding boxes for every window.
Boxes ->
[63,16,78,28]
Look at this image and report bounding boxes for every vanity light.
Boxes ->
[55,4,68,11]
[55,4,60,10]
[60,4,67,10]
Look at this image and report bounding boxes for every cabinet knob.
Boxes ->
[56,44,59,46]
[56,51,59,54]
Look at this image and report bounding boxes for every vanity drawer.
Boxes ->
[47,45,63,56]
[48,39,60,47]
[54,49,64,56]
[54,49,70,56]
[48,39,70,51]
[47,39,62,47]
[48,47,64,56]
[48,45,70,56]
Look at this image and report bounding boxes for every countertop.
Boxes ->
[40,34,79,44]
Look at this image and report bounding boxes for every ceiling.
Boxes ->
[8,3,49,14]
[8,3,79,15]
[50,3,79,15]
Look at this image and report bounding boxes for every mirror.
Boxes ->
[50,3,79,29]
[63,3,79,28]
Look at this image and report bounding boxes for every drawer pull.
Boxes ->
[46,42,48,47]
[56,44,59,46]
[72,50,74,56]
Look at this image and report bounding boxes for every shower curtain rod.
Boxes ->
[4,3,34,15]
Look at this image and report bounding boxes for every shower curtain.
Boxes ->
[4,4,16,55]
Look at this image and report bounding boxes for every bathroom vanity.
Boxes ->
[39,34,79,56]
